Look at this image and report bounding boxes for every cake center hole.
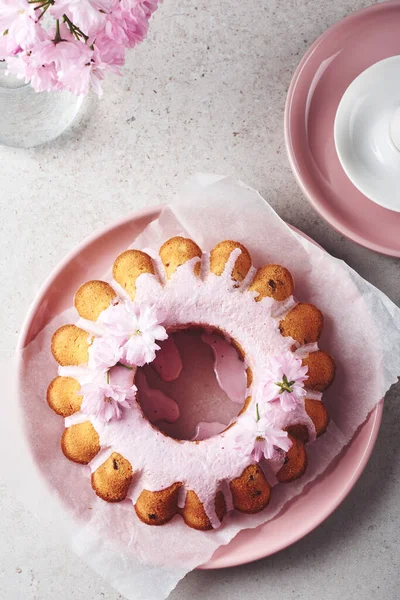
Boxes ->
[136,327,248,441]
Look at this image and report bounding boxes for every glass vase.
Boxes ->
[0,61,84,148]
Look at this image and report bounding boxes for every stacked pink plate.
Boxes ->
[285,0,400,257]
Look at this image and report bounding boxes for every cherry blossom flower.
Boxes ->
[88,335,123,371]
[0,0,38,50]
[262,352,308,412]
[235,405,292,461]
[80,374,137,422]
[94,25,126,67]
[0,34,21,61]
[98,301,168,367]
[116,3,151,48]
[50,0,110,37]
[6,51,60,92]
[33,32,91,71]
[0,0,161,95]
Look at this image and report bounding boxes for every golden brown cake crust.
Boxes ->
[249,264,294,302]
[181,490,226,530]
[277,435,308,483]
[305,399,329,437]
[135,482,182,525]
[159,236,202,279]
[284,424,310,444]
[215,490,227,523]
[303,351,335,392]
[279,303,324,345]
[285,400,330,442]
[210,240,252,282]
[238,395,252,416]
[74,280,116,321]
[113,249,155,300]
[49,235,335,527]
[61,422,100,465]
[47,376,82,417]
[91,452,133,502]
[51,324,90,366]
[246,366,253,388]
[230,464,271,513]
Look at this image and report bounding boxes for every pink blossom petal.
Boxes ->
[261,439,275,460]
[88,335,123,371]
[235,401,293,462]
[279,390,298,412]
[261,351,309,412]
[262,381,279,402]
[251,441,264,462]
[80,378,136,423]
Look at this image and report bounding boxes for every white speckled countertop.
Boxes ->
[0,1,399,598]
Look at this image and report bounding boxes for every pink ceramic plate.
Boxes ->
[285,0,400,257]
[18,206,383,569]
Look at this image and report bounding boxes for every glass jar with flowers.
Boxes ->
[0,0,160,147]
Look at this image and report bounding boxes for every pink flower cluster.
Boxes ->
[263,352,308,412]
[70,300,167,422]
[80,372,137,422]
[0,0,160,95]
[235,352,309,462]
[235,410,292,462]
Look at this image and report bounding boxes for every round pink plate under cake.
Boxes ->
[18,205,383,569]
[285,0,400,257]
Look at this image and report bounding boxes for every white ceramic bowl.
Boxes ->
[334,55,400,212]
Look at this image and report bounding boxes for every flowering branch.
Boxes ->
[62,14,88,43]
[29,0,53,21]
[0,0,161,96]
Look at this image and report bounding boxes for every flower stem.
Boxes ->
[255,403,260,422]
[63,14,89,42]
[29,0,53,19]
[54,19,61,43]
[39,3,51,19]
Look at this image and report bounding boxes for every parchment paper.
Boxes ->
[1,174,400,600]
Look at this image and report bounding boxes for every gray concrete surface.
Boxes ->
[0,1,399,598]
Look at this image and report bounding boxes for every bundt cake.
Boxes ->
[47,237,335,530]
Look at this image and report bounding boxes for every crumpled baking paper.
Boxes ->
[1,174,400,600]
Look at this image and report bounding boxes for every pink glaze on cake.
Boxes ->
[61,249,318,528]
[202,331,247,405]
[192,421,228,440]
[152,336,183,382]
[136,370,180,424]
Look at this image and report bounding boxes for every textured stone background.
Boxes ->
[0,1,399,598]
